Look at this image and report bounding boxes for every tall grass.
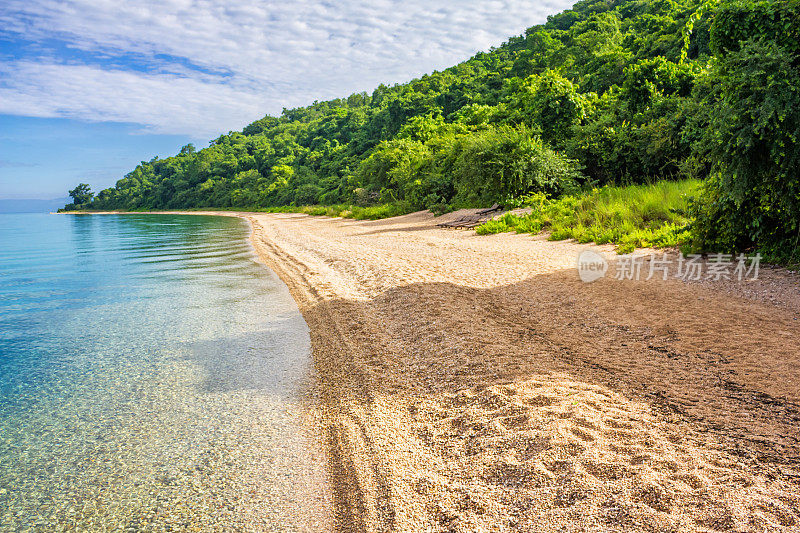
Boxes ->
[477,180,700,253]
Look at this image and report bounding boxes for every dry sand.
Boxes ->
[232,210,800,532]
[74,210,800,531]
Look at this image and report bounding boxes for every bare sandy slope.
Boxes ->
[230,209,800,533]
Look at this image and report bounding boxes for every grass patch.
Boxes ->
[257,202,410,220]
[476,180,700,253]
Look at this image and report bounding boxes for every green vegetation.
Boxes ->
[476,180,699,253]
[686,0,800,262]
[251,203,409,220]
[61,183,94,211]
[68,0,799,260]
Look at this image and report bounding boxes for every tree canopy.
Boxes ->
[66,183,94,209]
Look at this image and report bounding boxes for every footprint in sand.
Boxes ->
[570,426,596,442]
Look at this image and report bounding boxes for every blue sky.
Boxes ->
[0,0,573,200]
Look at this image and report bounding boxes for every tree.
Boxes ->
[510,71,585,144]
[68,183,94,206]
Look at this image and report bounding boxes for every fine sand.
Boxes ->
[71,210,800,531]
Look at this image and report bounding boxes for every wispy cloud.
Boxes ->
[0,0,572,136]
[0,61,277,137]
[0,159,39,168]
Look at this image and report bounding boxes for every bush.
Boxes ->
[689,30,800,261]
[621,57,696,115]
[294,183,323,205]
[353,124,580,211]
[451,125,582,205]
[710,0,800,57]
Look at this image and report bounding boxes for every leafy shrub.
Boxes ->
[353,124,580,211]
[567,90,698,184]
[451,125,582,205]
[621,57,696,115]
[689,4,800,262]
[293,183,323,205]
[710,0,800,56]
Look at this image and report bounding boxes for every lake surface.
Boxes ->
[0,213,329,531]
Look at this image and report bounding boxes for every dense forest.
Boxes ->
[67,0,800,261]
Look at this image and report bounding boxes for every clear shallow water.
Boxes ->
[0,214,327,531]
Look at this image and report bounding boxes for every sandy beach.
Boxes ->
[70,210,800,531]
[229,209,798,532]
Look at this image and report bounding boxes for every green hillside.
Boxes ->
[69,0,800,261]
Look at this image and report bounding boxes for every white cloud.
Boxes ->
[0,0,574,136]
[0,62,318,137]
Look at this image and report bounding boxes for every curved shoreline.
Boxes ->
[60,210,378,529]
[60,210,800,531]
[2,213,334,530]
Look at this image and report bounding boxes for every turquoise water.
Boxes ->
[0,214,328,531]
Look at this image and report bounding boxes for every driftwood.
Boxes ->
[476,203,501,215]
[436,204,502,229]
